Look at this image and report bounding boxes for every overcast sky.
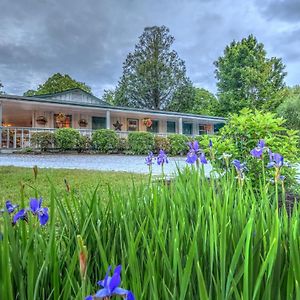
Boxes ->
[0,0,299,97]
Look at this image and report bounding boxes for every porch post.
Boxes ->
[32,111,35,127]
[178,117,183,134]
[106,110,111,129]
[0,101,2,148]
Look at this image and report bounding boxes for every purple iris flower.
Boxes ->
[145,152,155,166]
[250,139,266,158]
[200,153,208,164]
[186,151,198,164]
[29,198,49,226]
[258,139,265,148]
[86,265,135,300]
[267,153,284,169]
[1,200,18,214]
[232,159,247,174]
[13,209,27,224]
[186,140,207,164]
[209,139,213,148]
[157,150,168,166]
[188,140,200,152]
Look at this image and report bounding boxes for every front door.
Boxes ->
[92,117,106,130]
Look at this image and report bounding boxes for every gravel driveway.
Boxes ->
[0,153,213,176]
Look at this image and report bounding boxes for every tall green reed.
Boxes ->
[0,166,299,299]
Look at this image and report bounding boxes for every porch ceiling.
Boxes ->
[1,97,225,124]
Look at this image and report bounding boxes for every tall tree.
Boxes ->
[115,26,192,110]
[24,73,92,96]
[214,35,286,116]
[169,86,219,115]
[277,85,300,131]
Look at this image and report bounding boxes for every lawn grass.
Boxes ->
[0,166,145,204]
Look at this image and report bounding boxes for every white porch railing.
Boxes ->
[0,126,179,149]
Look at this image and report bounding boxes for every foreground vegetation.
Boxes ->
[1,160,300,299]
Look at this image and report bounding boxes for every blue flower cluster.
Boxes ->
[86,265,135,300]
[145,150,168,167]
[0,198,49,226]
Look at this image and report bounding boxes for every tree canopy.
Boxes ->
[214,35,286,116]
[113,26,192,110]
[168,86,219,116]
[277,86,300,131]
[23,73,92,96]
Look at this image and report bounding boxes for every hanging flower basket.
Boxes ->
[55,112,66,128]
[143,118,152,128]
[36,116,47,125]
[78,119,88,127]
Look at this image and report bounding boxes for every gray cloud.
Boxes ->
[0,0,299,97]
[259,0,300,22]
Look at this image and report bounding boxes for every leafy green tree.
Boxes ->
[277,86,300,130]
[168,86,219,116]
[214,35,286,116]
[24,73,92,96]
[115,26,191,110]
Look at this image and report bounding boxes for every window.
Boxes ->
[147,120,159,133]
[54,114,72,128]
[167,121,176,133]
[92,117,106,130]
[128,119,139,131]
[183,122,193,135]
[199,125,207,135]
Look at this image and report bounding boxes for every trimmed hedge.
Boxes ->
[76,135,91,153]
[54,128,81,151]
[128,132,154,155]
[31,132,55,151]
[167,134,190,156]
[92,129,118,153]
[154,136,170,154]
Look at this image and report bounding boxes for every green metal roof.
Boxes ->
[0,93,226,123]
[28,88,110,106]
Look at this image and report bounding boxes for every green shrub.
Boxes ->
[128,132,154,155]
[117,137,129,153]
[200,109,299,188]
[31,131,55,151]
[76,135,91,153]
[154,136,171,154]
[92,129,118,153]
[167,134,190,156]
[54,128,81,151]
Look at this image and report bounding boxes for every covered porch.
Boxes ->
[0,98,222,149]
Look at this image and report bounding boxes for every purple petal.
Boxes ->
[6,200,18,214]
[267,162,275,168]
[250,147,263,158]
[113,265,122,276]
[13,209,27,224]
[186,151,197,164]
[126,291,135,300]
[200,153,207,164]
[258,139,265,148]
[209,139,213,148]
[103,266,112,287]
[29,198,40,214]
[85,296,93,300]
[193,141,199,152]
[109,273,121,293]
[95,288,111,297]
[113,287,129,296]
[38,208,49,226]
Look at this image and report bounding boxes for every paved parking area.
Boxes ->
[0,153,213,176]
